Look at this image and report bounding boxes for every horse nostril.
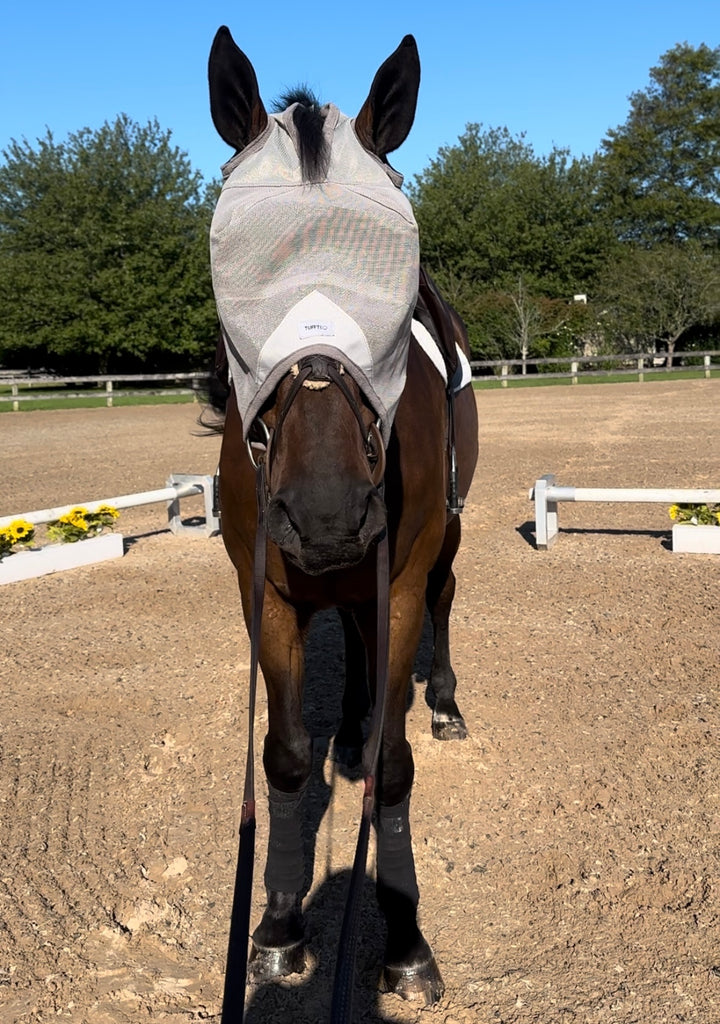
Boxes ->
[266,497,301,549]
[356,485,379,529]
[359,489,387,545]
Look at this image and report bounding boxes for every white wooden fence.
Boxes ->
[0,372,208,410]
[471,349,720,386]
[1,350,719,409]
[0,474,219,538]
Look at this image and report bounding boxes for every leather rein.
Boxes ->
[221,355,390,1024]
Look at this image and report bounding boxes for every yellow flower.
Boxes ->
[668,504,680,521]
[9,519,34,542]
[95,504,119,519]
[1,519,35,557]
[63,507,88,529]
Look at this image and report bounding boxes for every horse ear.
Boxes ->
[208,26,268,151]
[355,35,420,158]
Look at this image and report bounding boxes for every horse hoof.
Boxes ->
[248,938,306,981]
[382,955,445,1004]
[432,713,468,741]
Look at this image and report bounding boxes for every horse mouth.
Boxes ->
[289,542,376,575]
[266,491,386,575]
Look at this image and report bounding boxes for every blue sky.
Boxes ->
[1,1,718,187]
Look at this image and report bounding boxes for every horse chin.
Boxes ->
[278,524,385,575]
[289,541,373,576]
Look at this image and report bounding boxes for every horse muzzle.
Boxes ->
[266,484,386,575]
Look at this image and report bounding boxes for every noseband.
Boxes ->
[223,354,390,1024]
[246,354,386,492]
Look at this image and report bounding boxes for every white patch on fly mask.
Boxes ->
[258,291,369,379]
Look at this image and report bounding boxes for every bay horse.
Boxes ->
[207,26,478,1013]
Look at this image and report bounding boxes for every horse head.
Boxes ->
[208,29,420,575]
[260,354,387,574]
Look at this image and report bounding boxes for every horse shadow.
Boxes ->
[302,607,434,777]
[242,870,391,1022]
[237,608,435,1021]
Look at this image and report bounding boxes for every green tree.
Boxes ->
[409,124,615,356]
[409,125,615,294]
[500,278,569,372]
[596,242,720,363]
[0,115,218,373]
[600,43,720,246]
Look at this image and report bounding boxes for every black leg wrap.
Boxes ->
[375,796,419,908]
[376,799,444,1004]
[264,783,306,895]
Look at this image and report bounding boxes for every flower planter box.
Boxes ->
[0,533,124,584]
[672,524,720,554]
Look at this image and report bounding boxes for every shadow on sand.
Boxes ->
[516,518,671,550]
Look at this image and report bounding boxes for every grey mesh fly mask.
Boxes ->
[209,104,420,443]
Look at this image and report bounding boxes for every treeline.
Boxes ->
[0,116,220,374]
[410,42,720,364]
[0,43,718,374]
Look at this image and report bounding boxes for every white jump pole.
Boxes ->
[530,473,720,549]
[0,474,219,538]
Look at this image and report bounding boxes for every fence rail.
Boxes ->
[1,350,719,409]
[470,349,720,386]
[529,474,720,549]
[0,474,219,538]
[0,372,210,410]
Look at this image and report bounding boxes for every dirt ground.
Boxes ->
[1,379,719,1024]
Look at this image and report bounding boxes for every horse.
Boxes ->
[207,26,478,1011]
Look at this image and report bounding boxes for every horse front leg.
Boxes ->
[247,584,311,981]
[356,583,445,1005]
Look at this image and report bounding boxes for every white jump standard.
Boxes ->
[530,473,720,550]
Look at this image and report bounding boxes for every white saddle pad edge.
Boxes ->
[412,319,472,392]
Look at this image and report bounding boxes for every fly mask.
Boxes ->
[209,103,420,444]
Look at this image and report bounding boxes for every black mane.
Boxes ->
[272,86,322,111]
[272,86,330,183]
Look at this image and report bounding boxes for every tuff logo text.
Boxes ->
[298,320,336,339]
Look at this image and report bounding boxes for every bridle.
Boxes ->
[221,354,390,1024]
[245,356,386,489]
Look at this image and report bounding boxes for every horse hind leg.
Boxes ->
[333,609,370,768]
[426,516,468,741]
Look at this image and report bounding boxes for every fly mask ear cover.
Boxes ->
[209,104,420,444]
